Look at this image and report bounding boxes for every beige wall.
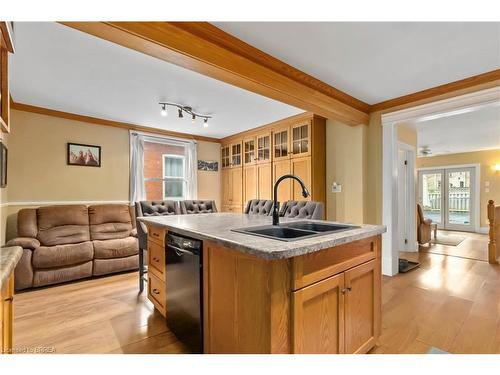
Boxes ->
[397,124,417,148]
[417,149,500,228]
[4,110,221,241]
[326,119,366,224]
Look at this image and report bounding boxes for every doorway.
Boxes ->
[418,166,478,232]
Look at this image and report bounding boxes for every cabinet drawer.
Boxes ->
[148,241,165,281]
[148,274,166,317]
[292,235,380,290]
[148,225,166,246]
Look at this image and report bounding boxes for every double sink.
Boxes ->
[232,221,360,242]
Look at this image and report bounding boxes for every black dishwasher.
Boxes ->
[166,232,203,353]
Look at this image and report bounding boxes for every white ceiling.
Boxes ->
[9,22,302,138]
[214,22,500,104]
[406,104,500,156]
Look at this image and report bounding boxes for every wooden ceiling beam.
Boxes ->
[60,22,370,126]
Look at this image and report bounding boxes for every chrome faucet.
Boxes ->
[272,174,310,226]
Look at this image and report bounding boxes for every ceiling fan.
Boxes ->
[419,146,432,156]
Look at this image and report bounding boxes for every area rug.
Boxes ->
[431,233,466,246]
[426,346,450,354]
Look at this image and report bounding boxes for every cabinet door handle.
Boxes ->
[152,288,160,295]
[341,287,352,294]
[152,232,159,237]
[153,257,159,262]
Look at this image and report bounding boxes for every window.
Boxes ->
[162,154,186,199]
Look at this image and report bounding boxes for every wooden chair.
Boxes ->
[488,200,499,264]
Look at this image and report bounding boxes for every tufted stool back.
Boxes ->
[244,199,274,216]
[180,200,218,214]
[135,200,180,250]
[279,200,324,220]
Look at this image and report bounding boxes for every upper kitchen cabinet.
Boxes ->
[220,113,326,213]
[0,22,14,133]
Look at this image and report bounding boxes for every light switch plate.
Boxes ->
[332,182,342,193]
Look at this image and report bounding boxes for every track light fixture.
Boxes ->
[159,102,212,127]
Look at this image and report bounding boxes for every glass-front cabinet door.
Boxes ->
[243,138,255,165]
[255,132,271,164]
[231,142,242,168]
[291,122,311,158]
[221,145,231,169]
[273,127,289,161]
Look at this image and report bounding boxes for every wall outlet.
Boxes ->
[331,182,342,193]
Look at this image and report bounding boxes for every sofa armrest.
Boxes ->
[6,237,41,250]
[131,228,138,237]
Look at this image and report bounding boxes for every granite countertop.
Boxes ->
[139,213,386,260]
[0,246,23,290]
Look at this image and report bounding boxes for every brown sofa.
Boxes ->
[6,204,139,291]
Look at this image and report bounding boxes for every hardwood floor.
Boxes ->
[12,252,500,354]
[418,230,489,262]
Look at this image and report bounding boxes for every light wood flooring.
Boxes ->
[12,251,500,354]
[418,230,489,262]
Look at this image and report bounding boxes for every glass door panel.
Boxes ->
[419,170,443,226]
[445,168,474,231]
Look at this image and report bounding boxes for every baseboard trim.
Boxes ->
[4,200,131,207]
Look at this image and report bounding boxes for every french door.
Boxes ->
[418,167,476,232]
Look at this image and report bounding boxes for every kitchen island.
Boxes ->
[139,213,386,354]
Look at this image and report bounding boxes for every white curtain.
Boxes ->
[184,140,198,200]
[129,130,198,203]
[129,132,145,203]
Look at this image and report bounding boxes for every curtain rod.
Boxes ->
[130,130,197,145]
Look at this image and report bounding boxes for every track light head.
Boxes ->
[192,114,196,123]
[203,118,208,128]
[178,109,183,118]
[160,104,167,117]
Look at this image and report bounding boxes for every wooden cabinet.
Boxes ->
[221,113,325,213]
[1,274,14,354]
[292,259,379,354]
[202,235,381,354]
[344,260,379,354]
[0,22,13,133]
[291,157,312,201]
[146,225,167,317]
[292,273,344,354]
[221,166,243,212]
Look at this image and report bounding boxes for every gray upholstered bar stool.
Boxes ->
[244,199,274,215]
[179,200,218,214]
[135,200,180,292]
[279,200,324,220]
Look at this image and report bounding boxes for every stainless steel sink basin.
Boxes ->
[281,221,355,233]
[232,221,359,242]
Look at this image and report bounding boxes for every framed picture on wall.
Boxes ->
[67,142,101,167]
[0,141,7,187]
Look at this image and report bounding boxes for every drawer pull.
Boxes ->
[152,288,160,295]
[153,233,159,237]
[153,257,160,262]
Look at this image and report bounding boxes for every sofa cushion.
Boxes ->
[93,255,139,276]
[37,205,90,246]
[6,237,40,250]
[32,241,94,269]
[88,204,133,240]
[33,261,93,288]
[17,208,38,238]
[93,237,138,259]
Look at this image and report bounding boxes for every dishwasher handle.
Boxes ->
[168,244,198,257]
